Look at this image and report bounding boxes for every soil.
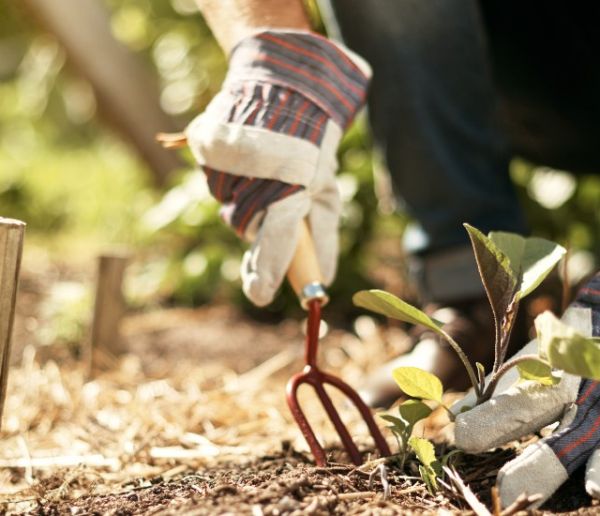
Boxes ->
[15,450,600,515]
[2,260,599,515]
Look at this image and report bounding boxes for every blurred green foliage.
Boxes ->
[0,4,156,249]
[0,0,598,320]
[511,160,600,285]
[38,281,92,354]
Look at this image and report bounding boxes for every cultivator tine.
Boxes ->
[285,221,391,466]
[285,296,391,466]
[312,380,363,465]
[286,374,328,466]
[322,372,391,459]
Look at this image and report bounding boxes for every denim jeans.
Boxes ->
[320,0,600,302]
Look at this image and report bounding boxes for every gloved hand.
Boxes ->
[452,272,600,509]
[184,30,371,306]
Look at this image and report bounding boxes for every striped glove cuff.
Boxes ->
[546,272,600,474]
[226,30,371,129]
[196,30,371,236]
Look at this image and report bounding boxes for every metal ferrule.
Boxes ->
[299,282,329,310]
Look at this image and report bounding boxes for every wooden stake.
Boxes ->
[90,252,130,369]
[0,218,26,431]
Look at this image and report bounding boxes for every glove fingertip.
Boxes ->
[586,479,600,499]
[242,273,276,307]
[585,449,600,499]
[497,442,568,509]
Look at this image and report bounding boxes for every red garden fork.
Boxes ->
[286,221,391,466]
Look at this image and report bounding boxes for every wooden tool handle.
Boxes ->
[287,220,329,309]
[155,132,188,149]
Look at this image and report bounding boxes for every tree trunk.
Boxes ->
[23,0,185,187]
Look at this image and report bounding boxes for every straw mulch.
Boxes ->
[0,299,597,514]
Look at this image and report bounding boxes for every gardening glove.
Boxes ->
[452,272,600,509]
[184,30,371,306]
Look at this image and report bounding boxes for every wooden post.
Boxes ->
[90,252,130,371]
[0,218,25,431]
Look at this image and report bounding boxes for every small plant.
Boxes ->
[380,368,461,492]
[380,402,442,492]
[354,224,600,407]
[380,397,432,470]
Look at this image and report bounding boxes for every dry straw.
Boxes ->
[0,308,396,510]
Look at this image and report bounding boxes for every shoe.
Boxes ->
[358,297,526,408]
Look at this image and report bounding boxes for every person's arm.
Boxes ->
[195,0,311,54]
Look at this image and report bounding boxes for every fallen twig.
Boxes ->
[16,436,34,484]
[395,484,426,496]
[368,463,391,500]
[443,466,491,516]
[149,444,249,460]
[500,492,542,516]
[492,486,501,516]
[336,491,376,501]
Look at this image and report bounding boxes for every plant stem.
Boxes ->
[441,404,455,422]
[492,295,520,376]
[479,353,542,402]
[498,298,520,367]
[398,434,407,471]
[440,330,481,398]
[491,312,502,376]
[476,363,486,393]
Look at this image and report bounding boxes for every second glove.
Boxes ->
[453,273,600,508]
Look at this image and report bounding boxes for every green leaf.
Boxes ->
[464,224,517,331]
[489,232,566,299]
[352,290,444,334]
[392,367,444,403]
[441,449,462,468]
[410,436,441,493]
[398,399,433,428]
[408,436,437,467]
[379,414,408,434]
[419,464,438,494]
[535,311,600,380]
[354,288,481,399]
[516,357,560,385]
[475,362,486,378]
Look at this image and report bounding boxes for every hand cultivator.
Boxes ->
[286,221,390,466]
[157,133,390,466]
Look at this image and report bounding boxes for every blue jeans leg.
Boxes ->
[322,0,528,302]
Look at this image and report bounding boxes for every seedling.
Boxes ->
[409,436,442,493]
[379,397,432,470]
[379,369,461,492]
[354,224,600,407]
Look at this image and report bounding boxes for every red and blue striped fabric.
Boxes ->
[201,31,369,236]
[547,378,600,475]
[547,272,600,474]
[226,31,369,129]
